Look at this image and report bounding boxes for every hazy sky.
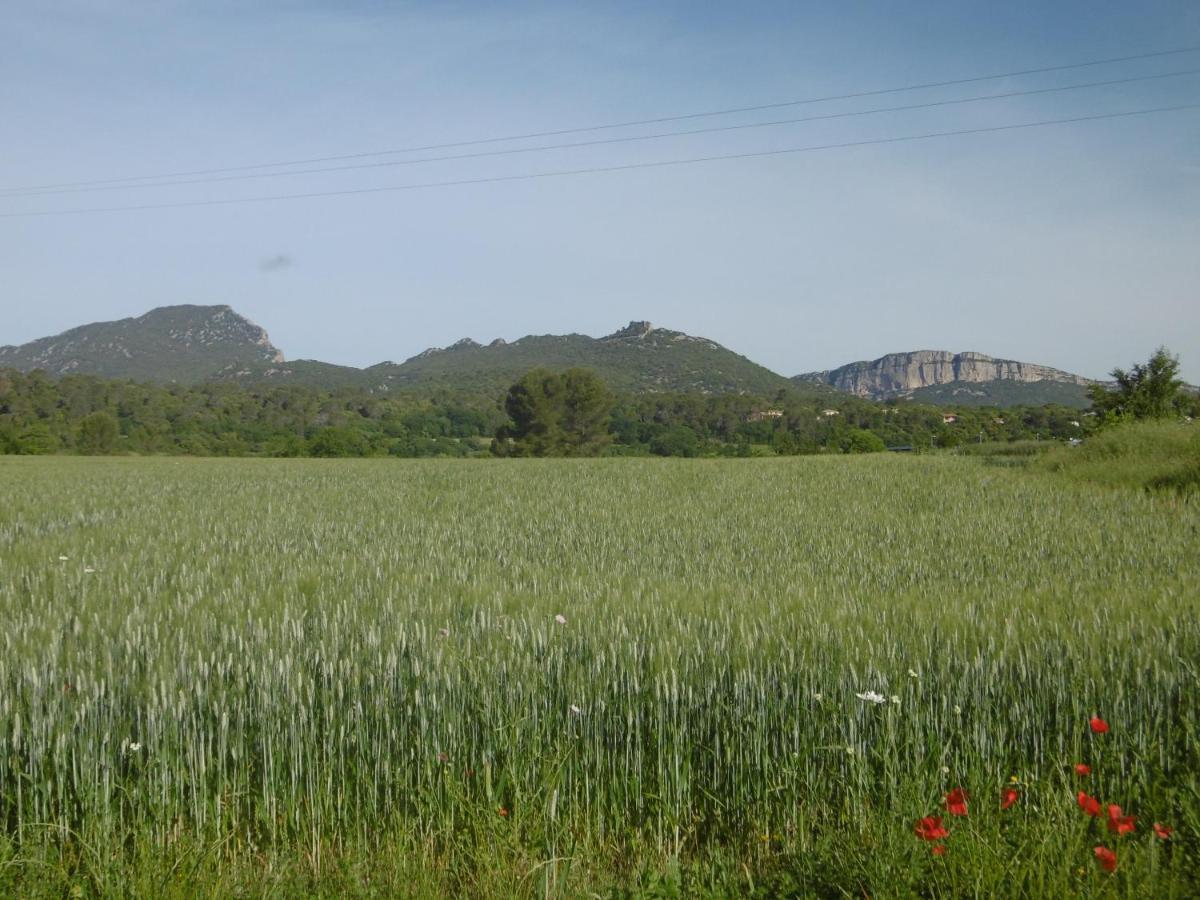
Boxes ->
[3,1,1198,380]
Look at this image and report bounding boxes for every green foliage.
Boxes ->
[494,368,612,456]
[307,426,374,457]
[839,427,886,454]
[0,366,1112,460]
[908,379,1091,408]
[560,368,613,455]
[76,411,119,454]
[0,456,1197,895]
[650,424,701,457]
[1036,420,1200,497]
[1088,346,1185,422]
[1146,462,1200,499]
[958,440,1049,458]
[14,423,58,455]
[0,368,505,459]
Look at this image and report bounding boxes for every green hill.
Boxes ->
[226,321,797,396]
[0,305,284,383]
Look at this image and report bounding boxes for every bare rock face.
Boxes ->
[798,351,1093,399]
[605,321,655,340]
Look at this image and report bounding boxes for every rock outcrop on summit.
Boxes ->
[795,350,1093,400]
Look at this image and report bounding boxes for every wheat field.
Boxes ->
[0,455,1196,896]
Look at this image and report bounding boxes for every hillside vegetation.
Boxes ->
[0,367,1092,458]
[1037,421,1200,497]
[908,378,1090,408]
[229,323,802,397]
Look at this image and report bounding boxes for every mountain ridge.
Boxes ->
[3,304,1113,406]
[226,319,796,396]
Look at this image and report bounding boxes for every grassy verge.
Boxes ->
[1035,421,1200,497]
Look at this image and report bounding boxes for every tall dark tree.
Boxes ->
[560,368,613,456]
[494,368,612,456]
[1088,347,1184,421]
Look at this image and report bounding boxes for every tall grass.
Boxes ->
[1037,421,1200,496]
[0,455,1197,896]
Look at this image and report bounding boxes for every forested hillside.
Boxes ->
[1,367,1109,458]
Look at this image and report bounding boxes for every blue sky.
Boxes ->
[2,1,1198,380]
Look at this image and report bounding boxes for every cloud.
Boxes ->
[259,254,293,272]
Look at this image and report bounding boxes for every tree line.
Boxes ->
[1,349,1192,458]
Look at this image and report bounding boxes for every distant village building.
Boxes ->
[821,409,840,417]
[747,409,784,422]
[992,417,1006,425]
[941,413,958,424]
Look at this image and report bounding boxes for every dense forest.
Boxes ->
[0,366,1145,458]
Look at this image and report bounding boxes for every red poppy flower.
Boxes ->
[944,787,969,816]
[1077,792,1102,817]
[915,816,949,841]
[1074,763,1091,777]
[1094,846,1117,873]
[1106,805,1136,836]
[1153,823,1172,840]
[1090,716,1110,734]
[1001,787,1019,810]
[931,844,947,856]
[498,807,509,817]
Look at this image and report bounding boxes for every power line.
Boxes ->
[2,45,1197,195]
[6,68,1197,199]
[3,103,1194,219]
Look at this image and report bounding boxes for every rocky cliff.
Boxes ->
[795,350,1093,400]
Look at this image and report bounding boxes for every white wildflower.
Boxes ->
[812,693,823,702]
[890,695,901,705]
[953,705,962,715]
[58,555,69,561]
[855,690,887,705]
[84,567,96,574]
[845,746,856,756]
[907,669,920,679]
[568,704,582,715]
[941,766,950,775]
[554,614,567,625]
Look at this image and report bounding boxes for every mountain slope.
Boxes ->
[0,305,284,382]
[795,350,1094,406]
[227,321,799,396]
[906,379,1091,407]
